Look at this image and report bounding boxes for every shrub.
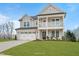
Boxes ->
[65,30,76,42]
[62,36,66,41]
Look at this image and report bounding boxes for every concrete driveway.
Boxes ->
[0,40,32,53]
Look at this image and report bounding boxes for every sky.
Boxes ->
[0,3,79,34]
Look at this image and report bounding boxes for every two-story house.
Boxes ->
[15,4,66,40]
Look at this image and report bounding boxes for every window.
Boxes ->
[52,31,55,37]
[36,22,37,25]
[24,22,26,27]
[27,22,29,27]
[56,19,59,21]
[24,22,29,27]
[52,19,55,21]
[56,30,59,37]
[43,20,46,22]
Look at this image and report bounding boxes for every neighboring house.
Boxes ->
[15,4,66,40]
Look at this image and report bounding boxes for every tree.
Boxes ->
[5,22,14,39]
[65,30,76,42]
[0,21,14,39]
[0,25,3,38]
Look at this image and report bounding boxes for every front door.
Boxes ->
[42,31,46,40]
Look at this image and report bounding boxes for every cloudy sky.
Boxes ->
[0,3,79,33]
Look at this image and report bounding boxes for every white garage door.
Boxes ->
[17,34,36,40]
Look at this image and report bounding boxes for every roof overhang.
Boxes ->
[15,27,37,30]
[37,12,66,16]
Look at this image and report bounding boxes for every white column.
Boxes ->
[46,17,48,28]
[38,16,39,28]
[55,30,56,38]
[37,30,40,39]
[62,16,64,36]
[55,18,56,27]
[62,16,64,27]
[59,30,60,39]
[37,16,40,39]
[46,29,48,40]
[46,17,48,40]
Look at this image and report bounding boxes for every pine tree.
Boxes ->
[65,30,76,42]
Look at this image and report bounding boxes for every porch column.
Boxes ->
[37,30,40,39]
[37,16,40,39]
[62,16,64,36]
[46,29,48,40]
[46,17,48,28]
[55,30,56,38]
[38,16,39,28]
[46,17,48,40]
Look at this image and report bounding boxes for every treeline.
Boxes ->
[62,30,77,42]
[0,22,14,39]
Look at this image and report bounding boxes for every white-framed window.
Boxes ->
[56,19,59,21]
[24,22,29,27]
[56,30,59,37]
[52,19,55,21]
[52,31,55,37]
[56,18,60,26]
[36,22,37,25]
[24,22,26,27]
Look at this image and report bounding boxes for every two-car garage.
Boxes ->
[17,33,36,40]
[15,27,37,40]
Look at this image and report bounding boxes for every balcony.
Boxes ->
[39,22,63,29]
[39,22,46,27]
[48,22,63,27]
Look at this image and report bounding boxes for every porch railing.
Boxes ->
[39,22,63,28]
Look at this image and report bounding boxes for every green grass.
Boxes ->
[0,38,15,42]
[2,40,79,56]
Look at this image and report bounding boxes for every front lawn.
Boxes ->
[1,40,79,56]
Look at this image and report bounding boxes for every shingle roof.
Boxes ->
[19,14,28,21]
[19,4,66,21]
[19,15,37,21]
[31,16,37,20]
[38,4,64,15]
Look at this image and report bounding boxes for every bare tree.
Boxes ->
[0,21,14,39]
[0,25,2,38]
[0,24,6,39]
[5,22,14,39]
[5,22,10,39]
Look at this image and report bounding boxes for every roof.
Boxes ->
[19,14,28,21]
[19,15,37,21]
[15,27,37,30]
[31,16,37,20]
[19,4,66,21]
[38,4,64,15]
[37,12,66,16]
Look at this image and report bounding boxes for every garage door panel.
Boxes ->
[17,34,36,40]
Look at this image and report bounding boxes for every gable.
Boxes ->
[19,15,37,21]
[19,15,28,21]
[39,4,63,15]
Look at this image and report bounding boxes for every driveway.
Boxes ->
[0,40,32,53]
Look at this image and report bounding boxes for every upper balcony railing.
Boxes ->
[39,22,47,27]
[48,22,63,27]
[39,22,63,28]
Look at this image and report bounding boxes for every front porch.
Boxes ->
[37,29,64,40]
